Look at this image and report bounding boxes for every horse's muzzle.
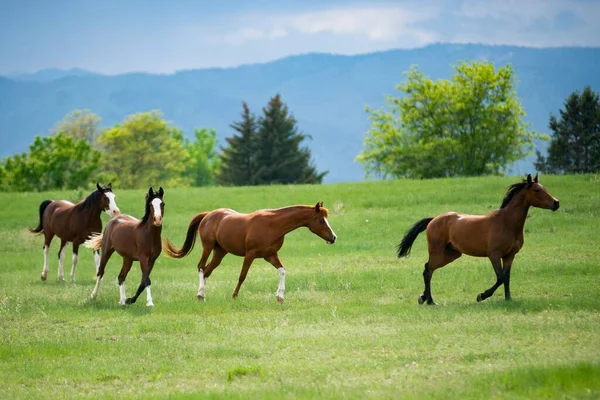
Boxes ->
[553,200,560,211]
[153,217,163,227]
[326,235,337,245]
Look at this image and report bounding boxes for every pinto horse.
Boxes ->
[397,174,560,305]
[164,202,337,303]
[29,183,120,282]
[85,187,165,307]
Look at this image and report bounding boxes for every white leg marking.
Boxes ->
[41,245,49,280]
[276,267,286,300]
[146,285,154,307]
[57,245,67,280]
[94,251,100,274]
[91,275,102,299]
[70,253,78,282]
[119,283,127,305]
[197,270,206,299]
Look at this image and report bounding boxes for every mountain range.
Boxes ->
[1,44,599,183]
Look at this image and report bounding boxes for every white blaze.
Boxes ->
[324,217,337,241]
[151,198,162,219]
[104,192,119,216]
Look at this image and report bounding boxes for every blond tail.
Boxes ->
[83,233,103,251]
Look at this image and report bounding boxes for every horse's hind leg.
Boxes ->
[91,247,114,299]
[265,254,286,303]
[195,246,212,301]
[420,246,461,305]
[232,254,256,299]
[57,239,68,281]
[40,232,54,281]
[476,255,504,302]
[117,257,134,305]
[199,246,227,301]
[69,242,81,282]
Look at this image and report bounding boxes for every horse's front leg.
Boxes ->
[502,254,516,301]
[57,240,68,281]
[125,256,152,306]
[477,255,504,302]
[265,254,286,303]
[118,258,134,305]
[232,254,256,299]
[70,243,80,282]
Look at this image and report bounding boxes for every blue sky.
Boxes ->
[1,0,599,75]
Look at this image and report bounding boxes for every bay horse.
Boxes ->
[397,174,560,305]
[29,183,120,282]
[164,202,337,303]
[85,187,164,307]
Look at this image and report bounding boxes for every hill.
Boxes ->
[1,44,599,182]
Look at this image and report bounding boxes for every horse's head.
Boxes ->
[523,174,560,211]
[306,202,337,245]
[145,186,165,227]
[96,182,120,217]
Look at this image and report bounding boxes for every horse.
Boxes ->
[397,174,560,305]
[163,202,337,303]
[29,183,120,282]
[85,187,164,307]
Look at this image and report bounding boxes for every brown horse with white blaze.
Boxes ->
[29,183,120,282]
[397,174,559,305]
[85,187,165,307]
[164,202,337,303]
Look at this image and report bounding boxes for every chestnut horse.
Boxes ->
[29,183,120,282]
[85,187,165,307]
[164,202,337,303]
[397,174,559,305]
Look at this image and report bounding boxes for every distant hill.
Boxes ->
[6,68,98,82]
[1,44,599,183]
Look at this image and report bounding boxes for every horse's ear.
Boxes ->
[534,173,538,183]
[526,174,532,186]
[315,202,321,212]
[148,187,154,197]
[319,201,324,208]
[158,187,164,197]
[107,182,112,190]
[96,182,102,191]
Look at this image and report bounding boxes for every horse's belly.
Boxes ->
[449,218,489,257]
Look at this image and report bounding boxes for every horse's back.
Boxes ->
[429,212,494,257]
[105,215,139,257]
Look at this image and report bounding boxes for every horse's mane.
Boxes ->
[140,194,159,226]
[500,180,529,209]
[75,189,106,213]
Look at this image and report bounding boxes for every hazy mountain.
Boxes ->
[1,44,599,183]
[6,68,98,82]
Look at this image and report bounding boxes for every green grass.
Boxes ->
[1,175,599,399]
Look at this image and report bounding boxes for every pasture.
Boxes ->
[1,175,599,399]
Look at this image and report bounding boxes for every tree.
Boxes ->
[253,94,326,184]
[52,109,102,146]
[218,103,258,186]
[357,61,543,179]
[98,111,190,189]
[183,128,220,186]
[535,86,600,174]
[0,133,101,192]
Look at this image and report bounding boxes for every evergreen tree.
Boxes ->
[535,86,600,174]
[218,102,258,186]
[254,94,326,184]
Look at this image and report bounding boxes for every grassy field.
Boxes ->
[1,175,599,399]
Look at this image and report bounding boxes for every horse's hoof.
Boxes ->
[276,296,284,304]
[418,295,426,305]
[146,303,154,308]
[125,298,135,305]
[196,295,205,301]
[427,301,438,306]
[476,293,484,302]
[41,275,47,281]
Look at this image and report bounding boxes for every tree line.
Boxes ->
[0,94,325,192]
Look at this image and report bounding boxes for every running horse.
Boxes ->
[164,202,337,303]
[85,187,165,307]
[29,183,120,282]
[397,174,560,305]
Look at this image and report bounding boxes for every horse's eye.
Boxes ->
[320,219,325,224]
[534,189,541,193]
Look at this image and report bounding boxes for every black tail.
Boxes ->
[397,217,434,258]
[163,212,208,258]
[29,200,52,234]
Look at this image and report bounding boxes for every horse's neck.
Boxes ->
[75,201,102,221]
[138,222,162,246]
[501,192,530,234]
[271,207,313,236]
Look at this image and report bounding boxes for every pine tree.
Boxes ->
[218,102,258,186]
[536,86,600,173]
[254,94,326,184]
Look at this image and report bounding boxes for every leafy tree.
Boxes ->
[254,94,326,184]
[357,61,543,179]
[98,111,190,189]
[52,109,102,146]
[218,102,258,186]
[535,86,600,174]
[0,133,101,192]
[183,128,220,186]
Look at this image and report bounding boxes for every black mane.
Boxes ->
[140,194,160,225]
[76,188,108,213]
[500,181,529,209]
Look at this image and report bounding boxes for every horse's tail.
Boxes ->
[29,200,52,234]
[397,217,434,258]
[163,212,208,258]
[83,233,103,251]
